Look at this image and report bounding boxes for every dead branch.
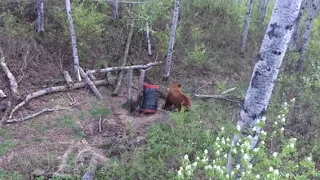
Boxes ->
[112,18,134,96]
[4,108,67,124]
[8,80,108,119]
[79,66,103,100]
[56,141,75,173]
[136,69,146,112]
[0,47,20,99]
[191,82,211,98]
[86,61,162,74]
[194,94,243,103]
[62,70,74,88]
[87,73,97,81]
[221,87,236,94]
[126,68,133,110]
[32,169,72,179]
[0,90,6,98]
[99,117,102,133]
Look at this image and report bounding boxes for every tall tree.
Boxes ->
[163,0,180,79]
[227,0,303,172]
[240,0,254,55]
[112,0,119,19]
[296,0,320,72]
[35,0,44,33]
[258,0,270,24]
[66,0,81,81]
[289,0,306,51]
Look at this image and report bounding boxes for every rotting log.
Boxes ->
[79,66,103,100]
[87,73,97,81]
[8,80,108,119]
[85,61,162,74]
[62,70,74,88]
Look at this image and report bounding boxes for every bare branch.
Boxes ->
[79,66,103,100]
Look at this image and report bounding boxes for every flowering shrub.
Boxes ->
[177,99,319,179]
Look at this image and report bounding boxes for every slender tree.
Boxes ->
[36,0,44,33]
[163,0,180,79]
[66,0,81,81]
[258,0,270,24]
[227,0,303,172]
[240,0,254,54]
[296,0,319,72]
[112,0,119,19]
[289,0,306,51]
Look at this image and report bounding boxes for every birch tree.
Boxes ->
[35,0,44,33]
[227,0,303,172]
[296,0,320,72]
[258,0,270,24]
[289,0,306,51]
[66,0,81,81]
[112,0,119,19]
[163,0,180,79]
[240,0,254,54]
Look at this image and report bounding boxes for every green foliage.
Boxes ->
[177,101,319,179]
[0,129,16,157]
[154,25,182,53]
[0,169,24,180]
[0,12,32,37]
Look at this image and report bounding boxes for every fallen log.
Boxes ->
[79,66,103,100]
[8,80,108,119]
[85,61,162,74]
[0,47,20,99]
[62,70,74,88]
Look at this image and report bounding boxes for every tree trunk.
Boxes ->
[240,0,254,54]
[163,0,180,79]
[112,0,119,19]
[227,0,303,172]
[296,0,319,72]
[36,0,44,33]
[289,0,306,51]
[65,0,81,82]
[258,0,270,24]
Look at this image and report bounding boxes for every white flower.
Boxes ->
[192,162,197,167]
[243,154,250,160]
[307,157,312,161]
[216,137,220,141]
[274,121,278,125]
[196,156,200,160]
[231,171,235,176]
[291,98,296,102]
[221,127,225,131]
[256,174,260,179]
[277,115,281,119]
[232,148,237,154]
[226,174,230,179]
[260,141,265,145]
[269,166,273,172]
[274,169,279,175]
[248,164,253,169]
[272,152,278,157]
[289,143,295,148]
[177,170,182,176]
[216,150,220,155]
[236,164,240,169]
[284,102,288,106]
[261,116,266,121]
[204,149,208,154]
[280,127,284,132]
[281,118,286,123]
[186,165,191,170]
[184,154,189,160]
[204,165,212,170]
[226,138,230,142]
[285,173,290,178]
[221,138,226,145]
[224,154,228,159]
[261,130,267,136]
[253,148,259,152]
[237,125,241,131]
[252,126,257,131]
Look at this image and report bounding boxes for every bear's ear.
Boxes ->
[177,83,181,88]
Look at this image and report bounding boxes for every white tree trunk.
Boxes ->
[112,0,119,19]
[227,0,303,172]
[36,0,44,33]
[65,0,81,81]
[146,22,152,56]
[296,0,319,72]
[163,0,180,79]
[289,0,306,51]
[240,0,254,54]
[258,0,270,24]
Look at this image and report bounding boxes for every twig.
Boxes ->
[4,108,67,124]
[8,80,108,119]
[112,18,135,96]
[221,87,236,94]
[191,82,211,98]
[0,47,20,99]
[99,117,102,133]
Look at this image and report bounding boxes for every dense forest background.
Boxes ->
[0,0,320,179]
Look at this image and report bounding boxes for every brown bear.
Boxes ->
[162,82,192,111]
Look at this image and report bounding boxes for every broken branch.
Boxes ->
[79,66,103,100]
[4,108,67,124]
[8,80,108,119]
[62,70,74,88]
